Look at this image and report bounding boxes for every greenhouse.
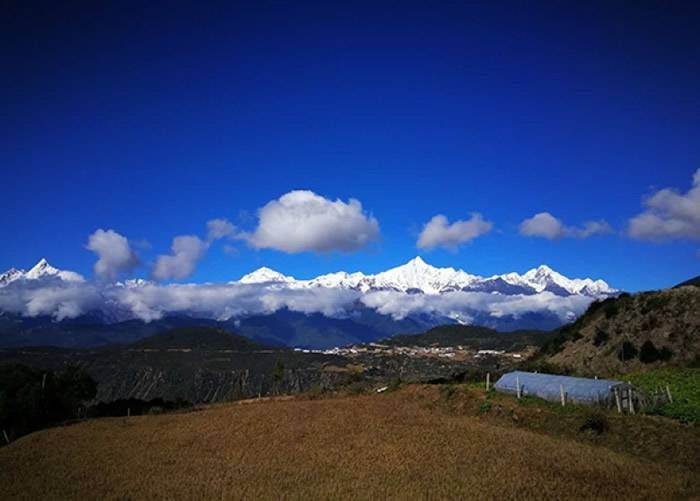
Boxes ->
[494,371,626,406]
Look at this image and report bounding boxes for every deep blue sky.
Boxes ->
[2,1,699,291]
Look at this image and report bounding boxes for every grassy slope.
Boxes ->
[1,386,697,500]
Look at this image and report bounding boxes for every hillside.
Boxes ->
[0,386,696,500]
[131,326,267,351]
[675,275,700,288]
[541,286,700,375]
[0,326,485,404]
[386,324,555,349]
[0,327,349,404]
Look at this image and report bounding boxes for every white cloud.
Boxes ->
[242,190,380,253]
[152,235,208,281]
[417,214,492,250]
[86,229,139,280]
[206,218,237,242]
[519,212,612,240]
[0,280,102,322]
[360,290,592,324]
[628,169,700,244]
[0,279,359,323]
[0,278,593,327]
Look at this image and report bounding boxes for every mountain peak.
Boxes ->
[407,256,428,266]
[23,258,84,283]
[239,267,294,284]
[25,258,58,279]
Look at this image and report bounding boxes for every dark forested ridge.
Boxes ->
[385,324,555,350]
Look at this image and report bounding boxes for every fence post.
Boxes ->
[665,385,673,404]
[627,387,634,414]
[516,375,521,399]
[127,407,130,418]
[485,372,490,392]
[614,388,622,413]
[560,384,565,407]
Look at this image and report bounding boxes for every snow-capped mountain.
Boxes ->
[237,267,295,284]
[235,256,616,298]
[0,256,615,298]
[0,258,84,287]
[0,256,617,349]
[0,268,23,287]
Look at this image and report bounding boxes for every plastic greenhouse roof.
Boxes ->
[494,371,625,404]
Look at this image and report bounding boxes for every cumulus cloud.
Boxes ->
[417,214,493,250]
[519,212,612,240]
[206,218,237,242]
[628,169,700,244]
[86,229,139,280]
[242,190,380,253]
[152,235,208,281]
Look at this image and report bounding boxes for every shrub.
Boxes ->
[479,401,492,414]
[617,341,638,361]
[639,341,673,364]
[387,378,402,392]
[604,302,619,319]
[641,295,670,314]
[593,328,609,347]
[579,411,609,435]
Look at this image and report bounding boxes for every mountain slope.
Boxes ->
[674,275,700,288]
[540,286,700,375]
[132,327,268,351]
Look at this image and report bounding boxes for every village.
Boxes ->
[294,342,535,362]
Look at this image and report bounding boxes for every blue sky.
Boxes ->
[2,1,699,291]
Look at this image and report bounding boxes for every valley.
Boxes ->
[0,325,538,404]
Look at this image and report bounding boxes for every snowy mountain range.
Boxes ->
[0,257,617,348]
[1,256,615,298]
[235,256,616,298]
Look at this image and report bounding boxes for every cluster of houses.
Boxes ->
[293,342,528,361]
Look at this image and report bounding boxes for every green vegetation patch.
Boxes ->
[627,368,700,423]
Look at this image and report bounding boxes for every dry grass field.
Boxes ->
[0,386,697,500]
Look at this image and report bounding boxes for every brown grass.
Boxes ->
[0,386,697,500]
